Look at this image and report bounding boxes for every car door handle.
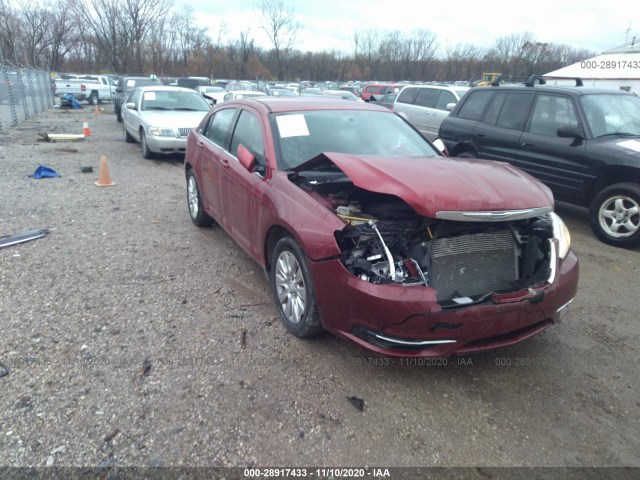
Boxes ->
[220,158,229,168]
[197,141,204,148]
[522,142,535,147]
[476,133,486,138]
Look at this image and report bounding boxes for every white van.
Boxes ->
[393,85,469,141]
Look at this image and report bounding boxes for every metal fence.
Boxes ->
[0,66,54,132]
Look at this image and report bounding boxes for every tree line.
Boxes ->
[0,0,597,82]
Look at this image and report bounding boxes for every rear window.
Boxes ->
[456,90,494,121]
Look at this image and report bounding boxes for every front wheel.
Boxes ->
[271,237,323,338]
[456,150,477,159]
[140,130,155,159]
[589,182,640,248]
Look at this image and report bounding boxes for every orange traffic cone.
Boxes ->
[95,156,115,187]
[83,120,91,136]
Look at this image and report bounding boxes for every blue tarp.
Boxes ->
[29,165,60,179]
[60,94,83,109]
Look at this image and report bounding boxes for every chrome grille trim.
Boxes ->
[435,207,552,222]
[178,128,192,137]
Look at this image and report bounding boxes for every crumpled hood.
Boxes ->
[296,153,554,217]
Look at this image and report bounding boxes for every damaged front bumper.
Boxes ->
[308,241,579,357]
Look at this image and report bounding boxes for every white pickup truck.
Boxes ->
[53,75,115,104]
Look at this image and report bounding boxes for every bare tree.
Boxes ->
[256,0,299,80]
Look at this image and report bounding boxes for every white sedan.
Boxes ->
[122,86,211,159]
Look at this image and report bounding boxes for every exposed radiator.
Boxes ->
[428,230,519,301]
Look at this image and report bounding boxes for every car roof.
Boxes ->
[219,96,389,114]
[473,84,634,97]
[136,85,199,93]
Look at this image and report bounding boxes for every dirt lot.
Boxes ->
[0,105,638,476]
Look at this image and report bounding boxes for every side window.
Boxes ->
[230,110,265,165]
[456,90,494,121]
[205,108,236,148]
[396,87,418,105]
[435,91,456,110]
[482,92,508,125]
[414,88,439,108]
[128,89,141,106]
[529,94,579,136]
[495,93,533,131]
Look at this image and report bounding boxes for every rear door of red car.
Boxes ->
[196,107,238,223]
[220,108,269,261]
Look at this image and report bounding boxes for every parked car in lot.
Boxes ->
[321,90,362,101]
[266,87,296,97]
[221,90,267,102]
[114,75,164,122]
[369,92,397,109]
[360,83,404,102]
[184,97,578,357]
[195,86,226,105]
[122,86,211,158]
[393,84,469,140]
[438,76,640,248]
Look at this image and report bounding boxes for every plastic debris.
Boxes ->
[0,229,48,249]
[347,395,365,411]
[29,165,59,179]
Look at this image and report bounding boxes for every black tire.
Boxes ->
[186,169,213,227]
[589,182,640,248]
[123,123,135,143]
[140,130,155,159]
[456,150,478,158]
[270,236,323,338]
[88,93,98,105]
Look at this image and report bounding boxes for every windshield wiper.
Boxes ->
[173,107,200,111]
[143,106,169,110]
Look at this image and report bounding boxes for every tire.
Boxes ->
[140,130,155,159]
[88,93,98,105]
[270,237,323,338]
[456,150,478,158]
[589,182,640,248]
[186,169,213,227]
[123,123,135,143]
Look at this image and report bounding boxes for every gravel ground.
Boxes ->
[0,105,639,477]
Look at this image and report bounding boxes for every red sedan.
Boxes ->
[184,97,578,357]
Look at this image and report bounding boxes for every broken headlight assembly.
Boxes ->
[549,212,571,260]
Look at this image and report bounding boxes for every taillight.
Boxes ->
[81,84,86,91]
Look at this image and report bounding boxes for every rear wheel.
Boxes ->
[88,93,98,105]
[186,169,213,227]
[590,182,640,248]
[123,123,135,143]
[271,237,323,338]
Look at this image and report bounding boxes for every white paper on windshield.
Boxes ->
[617,140,640,152]
[126,79,136,87]
[277,114,310,138]
[143,92,156,101]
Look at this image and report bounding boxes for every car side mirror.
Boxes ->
[557,125,583,139]
[446,102,456,111]
[237,144,256,171]
[125,102,136,110]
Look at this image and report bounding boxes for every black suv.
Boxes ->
[439,76,640,248]
[114,75,163,122]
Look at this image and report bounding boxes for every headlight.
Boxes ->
[549,212,571,260]
[148,127,175,137]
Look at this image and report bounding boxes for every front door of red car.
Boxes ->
[221,109,268,261]
[197,108,237,222]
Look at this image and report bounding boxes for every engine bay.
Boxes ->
[293,172,555,304]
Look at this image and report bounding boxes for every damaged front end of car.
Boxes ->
[290,152,578,356]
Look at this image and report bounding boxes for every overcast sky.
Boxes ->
[186,0,637,55]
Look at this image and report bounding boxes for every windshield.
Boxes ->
[272,110,439,170]
[141,90,211,111]
[581,93,640,137]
